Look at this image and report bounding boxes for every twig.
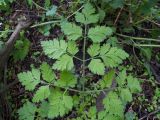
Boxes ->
[30,20,60,28]
[146,18,160,27]
[32,0,47,11]
[134,44,160,47]
[66,5,84,19]
[116,33,160,43]
[140,79,160,85]
[139,107,160,120]
[0,21,31,72]
[114,7,123,25]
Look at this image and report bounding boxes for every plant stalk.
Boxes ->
[82,24,87,91]
[116,33,160,43]
[30,20,61,28]
[134,44,160,47]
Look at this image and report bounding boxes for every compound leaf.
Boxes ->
[88,26,113,43]
[18,101,37,120]
[32,86,50,103]
[48,89,73,119]
[100,44,129,68]
[41,39,67,59]
[61,22,82,41]
[88,59,105,75]
[75,3,99,24]
[17,68,40,91]
[55,71,77,88]
[87,44,100,57]
[53,54,74,71]
[40,62,56,83]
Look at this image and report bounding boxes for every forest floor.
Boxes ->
[0,0,160,120]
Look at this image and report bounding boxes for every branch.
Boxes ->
[0,21,31,72]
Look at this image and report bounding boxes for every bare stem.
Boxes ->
[30,20,61,28]
[134,44,160,47]
[116,33,160,43]
[82,24,87,91]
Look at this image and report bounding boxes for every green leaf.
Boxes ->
[32,86,50,103]
[27,0,33,7]
[39,24,51,36]
[107,37,118,47]
[88,59,105,75]
[88,26,113,43]
[44,0,50,8]
[61,22,82,41]
[17,68,40,91]
[18,101,37,120]
[100,114,121,120]
[87,106,97,119]
[98,111,106,120]
[98,110,122,120]
[75,3,99,24]
[116,69,127,86]
[106,0,124,8]
[55,71,77,88]
[103,92,124,118]
[120,88,132,103]
[12,39,30,61]
[40,62,55,83]
[41,39,67,59]
[98,8,106,23]
[39,101,49,118]
[67,41,78,55]
[99,69,115,89]
[125,111,136,120]
[109,0,124,8]
[87,44,100,57]
[100,44,129,67]
[46,5,57,16]
[53,54,74,71]
[48,89,73,119]
[127,75,142,93]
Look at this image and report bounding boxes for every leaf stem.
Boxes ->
[51,83,116,94]
[134,44,160,47]
[116,33,160,43]
[44,81,116,94]
[32,0,47,11]
[66,5,84,19]
[30,20,61,28]
[82,24,87,91]
[67,52,83,62]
